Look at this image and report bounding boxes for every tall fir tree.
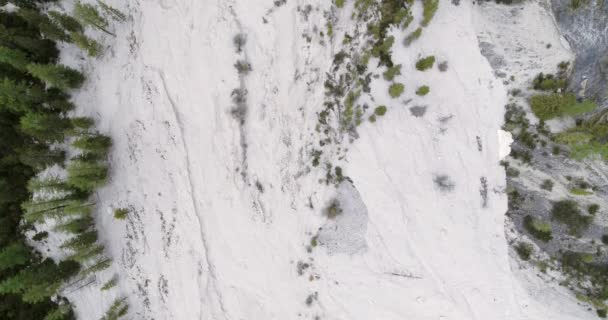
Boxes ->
[26,63,84,89]
[20,111,72,142]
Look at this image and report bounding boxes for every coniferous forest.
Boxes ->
[0,1,119,319]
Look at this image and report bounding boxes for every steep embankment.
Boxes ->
[65,0,594,319]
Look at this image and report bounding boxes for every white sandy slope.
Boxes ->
[55,0,595,319]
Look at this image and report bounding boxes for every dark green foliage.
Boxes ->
[551,200,592,235]
[598,309,607,318]
[17,9,68,42]
[540,179,553,191]
[602,235,608,245]
[20,112,72,142]
[515,242,533,261]
[27,64,85,89]
[18,144,66,170]
[588,203,600,215]
[0,259,79,303]
[72,134,111,156]
[382,64,401,81]
[0,78,44,112]
[0,8,104,318]
[415,56,435,71]
[66,160,108,192]
[102,297,129,320]
[523,215,552,242]
[0,46,29,70]
[0,242,31,271]
[70,32,100,57]
[532,72,567,92]
[48,11,83,33]
[74,1,115,36]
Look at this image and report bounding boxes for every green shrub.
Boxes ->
[335,0,345,8]
[523,215,553,242]
[551,200,592,235]
[416,85,429,96]
[383,64,401,81]
[588,204,600,215]
[324,200,342,219]
[597,309,607,318]
[515,242,533,261]
[403,27,422,46]
[570,188,593,196]
[388,83,404,98]
[530,93,596,120]
[540,179,554,191]
[415,56,435,71]
[374,105,387,116]
[602,235,608,245]
[113,208,128,220]
[421,0,439,27]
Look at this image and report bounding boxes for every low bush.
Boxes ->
[540,179,554,191]
[588,204,600,215]
[113,208,128,220]
[416,56,435,71]
[383,64,401,81]
[416,85,430,96]
[515,242,533,261]
[374,105,387,116]
[388,83,404,98]
[523,215,553,242]
[530,93,596,120]
[551,200,592,235]
[324,199,342,219]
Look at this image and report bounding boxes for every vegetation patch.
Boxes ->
[529,93,596,120]
[421,0,439,27]
[374,105,387,116]
[415,55,435,71]
[324,199,343,219]
[523,215,553,242]
[515,242,533,261]
[551,200,592,235]
[383,64,402,81]
[415,85,429,96]
[388,83,404,98]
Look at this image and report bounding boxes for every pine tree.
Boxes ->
[102,297,128,320]
[18,143,66,169]
[73,133,111,155]
[0,242,32,270]
[66,159,108,192]
[60,230,97,251]
[27,175,70,194]
[68,243,104,263]
[43,303,73,320]
[74,2,115,36]
[46,87,76,112]
[70,32,101,57]
[81,257,110,276]
[0,78,45,113]
[0,259,80,303]
[96,1,126,22]
[20,111,72,142]
[0,45,29,70]
[54,215,93,234]
[48,11,83,33]
[17,9,68,42]
[26,63,85,89]
[22,197,91,223]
